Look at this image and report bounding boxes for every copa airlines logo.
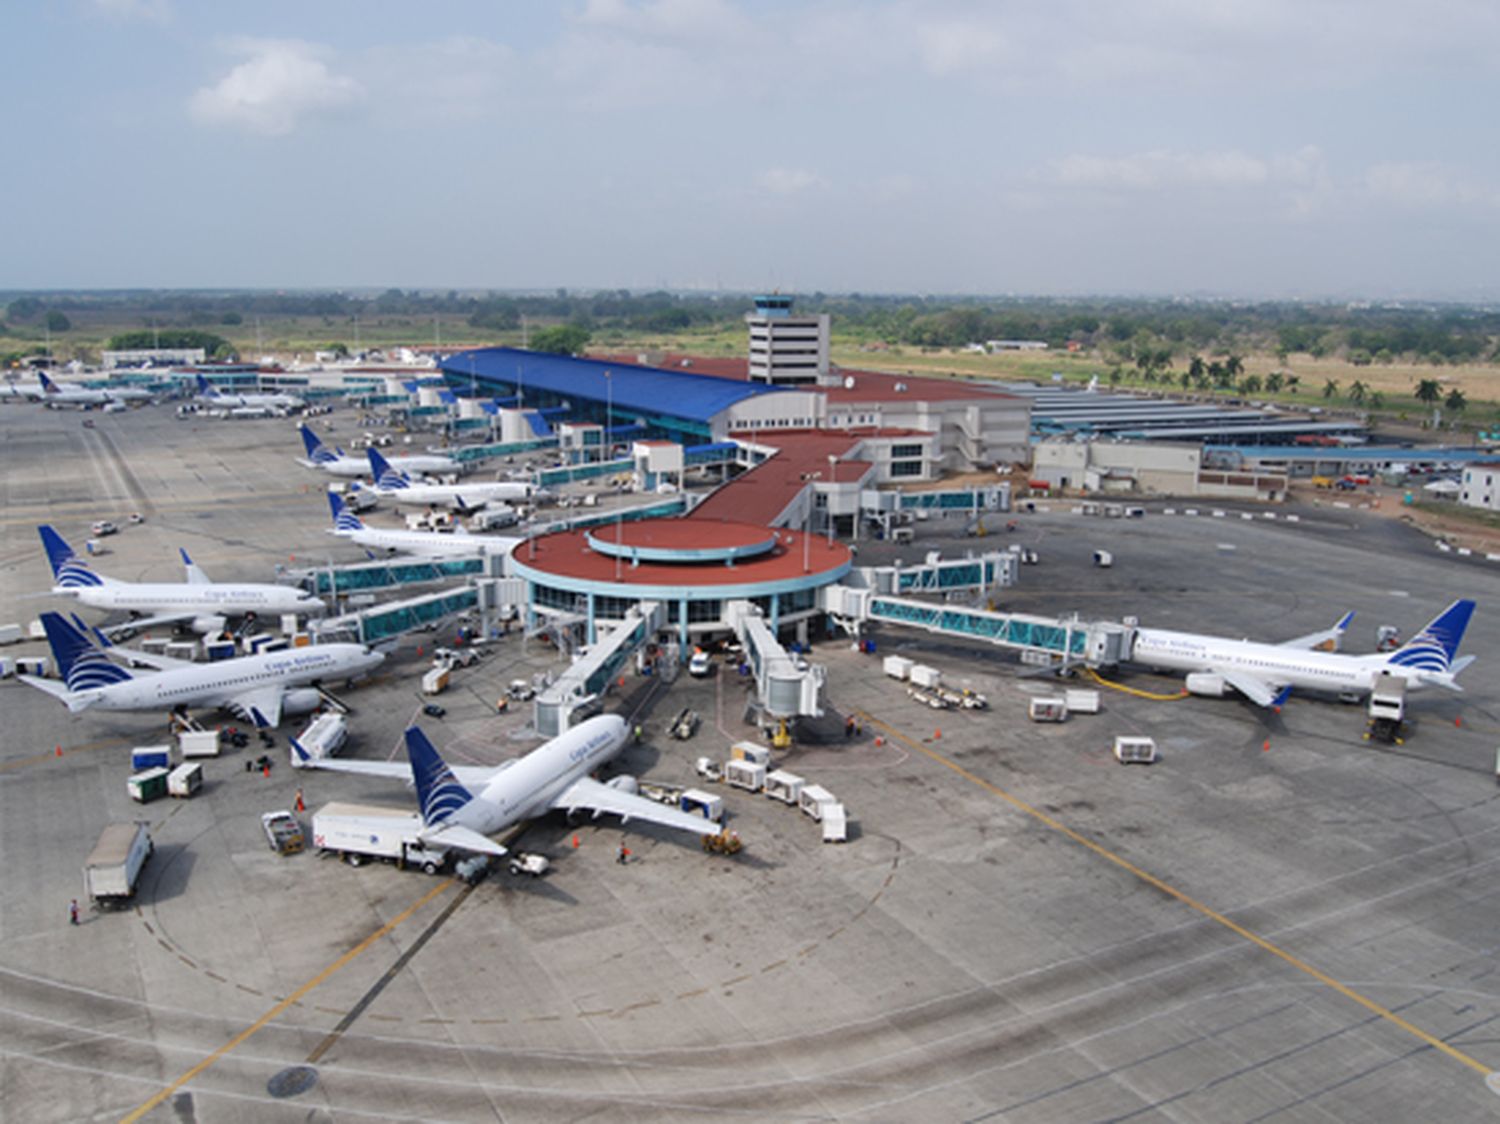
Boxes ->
[377,469,410,490]
[56,623,132,690]
[334,509,364,532]
[56,560,104,588]
[1387,631,1451,673]
[408,730,474,826]
[311,447,338,463]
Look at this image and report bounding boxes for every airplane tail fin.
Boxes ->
[404,726,476,827]
[1386,599,1476,674]
[38,525,106,588]
[179,548,212,584]
[39,611,134,692]
[327,491,365,532]
[195,374,219,398]
[38,372,58,394]
[299,424,335,463]
[367,447,409,489]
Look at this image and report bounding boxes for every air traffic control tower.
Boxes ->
[746,294,830,386]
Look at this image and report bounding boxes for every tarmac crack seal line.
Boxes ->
[119,879,453,1123]
[856,709,1500,1090]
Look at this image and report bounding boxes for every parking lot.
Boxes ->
[3,404,1500,1121]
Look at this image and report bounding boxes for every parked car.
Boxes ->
[261,810,304,855]
[422,703,446,718]
[688,651,713,677]
[91,520,118,536]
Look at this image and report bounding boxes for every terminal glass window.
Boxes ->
[890,460,924,478]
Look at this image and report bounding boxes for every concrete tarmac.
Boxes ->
[2,404,1500,1121]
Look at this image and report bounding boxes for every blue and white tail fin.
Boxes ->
[1386,599,1475,675]
[180,548,212,584]
[39,611,134,692]
[404,727,476,827]
[38,372,60,395]
[367,447,410,489]
[327,491,365,533]
[299,423,338,464]
[38,525,106,588]
[195,374,222,399]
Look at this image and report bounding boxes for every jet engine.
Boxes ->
[1184,672,1229,697]
[283,688,322,716]
[606,775,640,795]
[190,615,228,636]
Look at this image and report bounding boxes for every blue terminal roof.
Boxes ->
[440,347,789,425]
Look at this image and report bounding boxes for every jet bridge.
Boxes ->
[821,585,1135,668]
[533,601,663,736]
[311,586,480,646]
[725,600,824,721]
[290,554,492,598]
[847,549,1014,598]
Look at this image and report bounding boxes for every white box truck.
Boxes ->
[84,823,153,909]
[909,664,942,689]
[291,712,348,766]
[725,760,767,792]
[422,666,451,695]
[178,728,222,758]
[1365,674,1407,744]
[311,802,452,873]
[799,784,838,821]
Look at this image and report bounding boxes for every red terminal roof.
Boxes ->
[689,429,879,527]
[513,518,850,587]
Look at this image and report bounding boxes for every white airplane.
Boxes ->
[1,376,47,400]
[195,373,305,411]
[293,713,726,857]
[38,372,152,405]
[21,611,383,727]
[325,492,519,559]
[297,423,459,478]
[1129,600,1476,709]
[365,448,533,510]
[39,525,325,634]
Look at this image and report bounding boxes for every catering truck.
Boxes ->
[83,823,153,909]
[311,802,452,873]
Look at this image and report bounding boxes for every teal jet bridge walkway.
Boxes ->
[898,485,1008,511]
[526,496,689,537]
[448,437,558,464]
[291,555,491,597]
[314,586,480,646]
[535,456,636,488]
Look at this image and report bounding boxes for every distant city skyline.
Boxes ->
[7,1,1500,301]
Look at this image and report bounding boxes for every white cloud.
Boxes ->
[91,0,171,23]
[189,40,363,137]
[1054,149,1270,189]
[1364,162,1493,208]
[756,168,828,195]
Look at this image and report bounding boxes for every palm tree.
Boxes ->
[1446,388,1467,414]
[1286,374,1301,393]
[1265,372,1284,394]
[1348,380,1369,405]
[1188,355,1205,382]
[1239,374,1262,395]
[1322,379,1339,399]
[1225,354,1244,381]
[1415,379,1442,408]
[1179,369,1193,391]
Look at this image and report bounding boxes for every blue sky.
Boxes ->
[7,0,1500,299]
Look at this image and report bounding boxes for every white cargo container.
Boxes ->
[311,801,451,872]
[0,657,12,679]
[908,664,942,689]
[1092,549,1113,567]
[1028,697,1069,722]
[291,712,348,766]
[799,784,837,820]
[1113,736,1158,764]
[1063,689,1101,715]
[730,741,771,767]
[165,641,199,662]
[178,728,222,758]
[882,655,915,681]
[83,823,153,908]
[422,666,451,695]
[28,619,47,640]
[725,760,767,792]
[0,623,23,645]
[679,788,723,822]
[821,803,848,843]
[764,769,805,805]
[167,762,203,798]
[17,656,50,678]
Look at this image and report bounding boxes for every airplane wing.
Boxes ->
[1211,666,1287,709]
[419,822,510,857]
[551,776,721,840]
[229,687,284,729]
[100,614,196,641]
[104,645,196,671]
[1280,611,1354,652]
[288,740,495,785]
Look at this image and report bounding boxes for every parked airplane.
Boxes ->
[297,423,459,477]
[39,372,152,405]
[365,448,533,509]
[325,492,519,559]
[294,714,723,856]
[39,525,324,633]
[1,376,47,400]
[195,373,305,411]
[1129,600,1476,708]
[21,611,382,727]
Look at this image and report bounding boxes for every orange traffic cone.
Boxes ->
[55,745,63,757]
[1262,739,1271,752]
[572,834,580,849]
[934,729,942,740]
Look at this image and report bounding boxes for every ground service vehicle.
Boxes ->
[261,810,305,855]
[312,802,451,873]
[84,823,153,909]
[1365,674,1407,744]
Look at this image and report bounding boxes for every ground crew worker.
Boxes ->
[69,900,79,926]
[633,724,643,744]
[845,715,856,739]
[617,842,630,865]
